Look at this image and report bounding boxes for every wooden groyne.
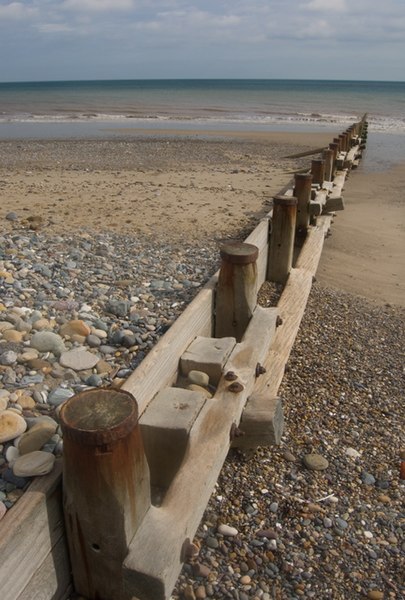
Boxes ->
[0,116,368,600]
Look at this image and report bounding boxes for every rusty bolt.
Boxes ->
[228,381,244,393]
[230,422,245,441]
[276,316,283,327]
[255,363,266,377]
[224,371,238,381]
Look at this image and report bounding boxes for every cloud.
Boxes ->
[63,0,134,11]
[0,1,37,19]
[305,0,347,11]
[36,22,74,34]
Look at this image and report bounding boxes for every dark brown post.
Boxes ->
[267,195,297,284]
[322,148,334,182]
[311,159,325,186]
[60,389,151,600]
[293,173,312,234]
[339,134,347,152]
[215,242,258,342]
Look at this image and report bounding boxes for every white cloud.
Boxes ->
[63,0,134,11]
[0,1,37,19]
[36,22,74,33]
[305,0,347,11]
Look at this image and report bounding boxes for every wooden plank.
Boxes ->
[0,461,69,600]
[244,217,269,287]
[234,215,332,448]
[17,536,72,600]
[122,282,216,416]
[123,306,279,600]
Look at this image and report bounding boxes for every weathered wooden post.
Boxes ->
[339,133,347,153]
[215,241,258,342]
[322,148,334,182]
[60,388,151,600]
[333,137,341,151]
[311,158,325,186]
[328,142,339,177]
[293,172,312,234]
[267,195,297,284]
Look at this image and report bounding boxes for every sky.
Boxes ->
[0,0,404,82]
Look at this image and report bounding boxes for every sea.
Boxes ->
[0,79,404,168]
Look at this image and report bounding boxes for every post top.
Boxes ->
[60,388,138,446]
[220,241,258,264]
[311,158,325,165]
[273,195,298,207]
[294,172,313,181]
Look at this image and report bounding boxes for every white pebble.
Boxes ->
[218,524,238,537]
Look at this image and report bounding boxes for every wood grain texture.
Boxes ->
[123,306,278,600]
[0,461,69,600]
[122,281,216,416]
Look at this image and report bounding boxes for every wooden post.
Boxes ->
[328,142,339,176]
[333,137,342,151]
[60,388,151,600]
[339,133,347,152]
[293,172,312,234]
[311,158,325,186]
[267,195,297,284]
[215,241,258,342]
[322,148,334,182]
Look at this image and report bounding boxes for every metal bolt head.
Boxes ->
[224,371,238,381]
[228,381,244,393]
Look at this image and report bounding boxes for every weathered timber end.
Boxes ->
[0,115,368,600]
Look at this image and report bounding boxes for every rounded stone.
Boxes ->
[302,454,329,471]
[0,410,27,443]
[0,397,8,412]
[0,351,18,366]
[218,523,238,537]
[187,384,212,399]
[60,319,91,338]
[15,394,36,410]
[188,370,210,387]
[367,592,384,600]
[47,387,75,407]
[13,451,56,477]
[2,329,24,343]
[0,501,6,520]
[31,331,66,356]
[59,349,99,371]
[18,421,57,455]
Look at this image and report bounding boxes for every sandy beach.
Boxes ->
[0,129,404,599]
[1,129,403,306]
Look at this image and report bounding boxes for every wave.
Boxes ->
[0,110,404,134]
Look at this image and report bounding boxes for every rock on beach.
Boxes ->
[0,410,27,443]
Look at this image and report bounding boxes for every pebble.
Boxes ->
[302,453,329,471]
[0,410,27,443]
[367,592,384,600]
[30,331,66,356]
[59,319,91,338]
[188,370,210,387]
[12,451,56,477]
[218,524,238,537]
[59,349,99,371]
[17,420,57,455]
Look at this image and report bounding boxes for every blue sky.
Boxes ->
[0,0,404,82]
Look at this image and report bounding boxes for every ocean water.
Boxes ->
[0,79,404,168]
